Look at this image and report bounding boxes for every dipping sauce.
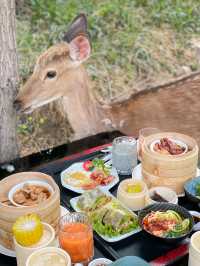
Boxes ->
[150,191,168,202]
[59,221,93,263]
[126,183,143,193]
[146,187,178,206]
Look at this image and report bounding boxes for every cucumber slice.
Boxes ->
[171,219,190,234]
[166,210,182,222]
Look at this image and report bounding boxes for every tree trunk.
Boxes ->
[0,0,19,163]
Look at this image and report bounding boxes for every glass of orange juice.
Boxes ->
[59,212,94,265]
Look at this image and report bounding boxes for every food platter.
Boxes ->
[61,161,119,194]
[0,205,69,258]
[70,188,141,242]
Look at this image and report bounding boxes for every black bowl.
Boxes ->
[138,203,194,243]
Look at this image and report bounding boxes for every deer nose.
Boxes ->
[13,99,22,112]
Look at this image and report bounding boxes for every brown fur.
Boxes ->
[15,15,200,143]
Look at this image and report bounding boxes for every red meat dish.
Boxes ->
[90,170,114,186]
[154,138,185,155]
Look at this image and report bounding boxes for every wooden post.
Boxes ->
[0,0,19,163]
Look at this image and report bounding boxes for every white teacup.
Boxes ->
[14,223,56,266]
[189,231,200,266]
[26,247,71,266]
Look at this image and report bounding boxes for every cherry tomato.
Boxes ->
[83,160,94,171]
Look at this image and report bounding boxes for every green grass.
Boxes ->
[17,0,200,99]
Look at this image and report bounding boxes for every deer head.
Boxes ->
[14,14,91,113]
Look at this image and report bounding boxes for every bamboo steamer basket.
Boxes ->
[141,132,199,195]
[0,172,60,250]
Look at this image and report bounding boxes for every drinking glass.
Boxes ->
[138,128,161,161]
[112,136,137,175]
[59,212,94,265]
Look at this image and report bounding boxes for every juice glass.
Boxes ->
[138,128,161,161]
[59,212,94,265]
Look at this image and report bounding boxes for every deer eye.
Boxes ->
[46,71,57,79]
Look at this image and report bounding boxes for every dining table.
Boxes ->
[0,131,196,266]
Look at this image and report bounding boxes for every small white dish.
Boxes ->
[8,180,54,207]
[61,162,119,194]
[150,138,188,155]
[132,163,200,197]
[88,258,112,266]
[0,205,69,257]
[147,186,178,205]
[70,189,141,242]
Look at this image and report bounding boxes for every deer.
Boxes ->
[14,14,200,145]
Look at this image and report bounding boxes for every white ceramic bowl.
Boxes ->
[8,180,54,207]
[88,258,112,266]
[146,186,178,205]
[150,138,188,155]
[117,179,148,211]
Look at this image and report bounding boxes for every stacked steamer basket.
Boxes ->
[142,132,199,195]
[0,172,60,250]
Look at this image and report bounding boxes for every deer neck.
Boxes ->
[61,66,105,138]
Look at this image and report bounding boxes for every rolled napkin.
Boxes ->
[110,256,150,266]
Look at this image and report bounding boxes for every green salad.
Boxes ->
[75,188,140,238]
[90,201,139,237]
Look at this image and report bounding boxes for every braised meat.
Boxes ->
[13,184,51,206]
[154,138,185,155]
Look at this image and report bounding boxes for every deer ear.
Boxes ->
[63,14,88,43]
[69,35,91,62]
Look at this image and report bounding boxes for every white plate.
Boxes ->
[132,163,200,197]
[0,205,69,258]
[61,162,119,194]
[70,189,141,242]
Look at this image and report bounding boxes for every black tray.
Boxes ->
[0,131,196,266]
[37,149,195,266]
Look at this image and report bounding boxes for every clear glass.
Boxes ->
[138,128,161,161]
[112,136,137,175]
[58,213,94,265]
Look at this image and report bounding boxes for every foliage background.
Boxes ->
[16,0,200,156]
